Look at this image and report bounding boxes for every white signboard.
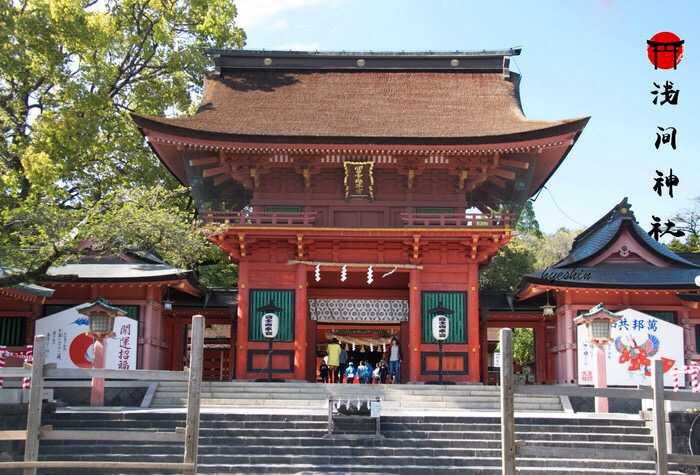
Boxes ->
[35,304,138,370]
[261,313,279,339]
[432,315,449,341]
[370,400,381,418]
[577,308,684,387]
[493,351,502,368]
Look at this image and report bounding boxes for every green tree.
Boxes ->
[512,328,534,367]
[668,198,700,253]
[480,238,536,292]
[0,0,245,286]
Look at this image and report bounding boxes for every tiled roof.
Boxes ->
[0,267,55,298]
[133,70,587,141]
[45,263,190,281]
[523,263,700,289]
[553,197,698,268]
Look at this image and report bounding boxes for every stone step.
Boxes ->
[33,453,679,475]
[43,418,649,434]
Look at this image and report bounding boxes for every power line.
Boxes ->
[542,186,587,228]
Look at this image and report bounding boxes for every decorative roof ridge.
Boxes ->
[550,197,699,269]
[569,197,634,250]
[207,48,522,73]
[207,48,523,57]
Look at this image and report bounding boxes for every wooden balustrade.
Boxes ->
[400,212,512,227]
[203,211,317,226]
[204,210,511,228]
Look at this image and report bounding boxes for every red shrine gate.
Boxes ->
[133,49,588,383]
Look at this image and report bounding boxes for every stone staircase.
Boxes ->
[151,381,563,412]
[35,411,685,474]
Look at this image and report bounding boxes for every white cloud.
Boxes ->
[268,18,289,31]
[274,42,321,51]
[235,0,342,29]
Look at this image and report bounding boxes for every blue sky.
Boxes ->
[234,0,700,234]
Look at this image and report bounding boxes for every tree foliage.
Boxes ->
[513,328,534,367]
[0,0,245,286]
[480,200,581,292]
[667,197,700,253]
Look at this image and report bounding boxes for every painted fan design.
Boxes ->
[614,333,674,376]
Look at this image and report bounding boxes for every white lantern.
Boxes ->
[261,313,279,339]
[432,315,449,341]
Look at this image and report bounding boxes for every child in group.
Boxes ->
[319,359,329,383]
[364,360,374,384]
[358,360,370,384]
[379,359,389,384]
[372,363,381,384]
[344,361,356,384]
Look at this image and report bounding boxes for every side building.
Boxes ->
[0,252,236,377]
[516,198,700,384]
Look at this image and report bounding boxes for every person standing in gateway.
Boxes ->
[389,337,402,384]
[327,338,341,384]
[338,345,348,384]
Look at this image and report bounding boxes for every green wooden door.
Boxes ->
[248,289,295,342]
[421,291,467,343]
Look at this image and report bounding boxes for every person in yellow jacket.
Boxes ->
[327,338,341,383]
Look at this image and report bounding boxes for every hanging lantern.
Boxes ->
[360,345,366,353]
[382,344,386,352]
[340,265,348,282]
[370,344,374,352]
[367,265,374,284]
[352,342,356,351]
[314,264,321,282]
[541,291,556,317]
[345,344,350,351]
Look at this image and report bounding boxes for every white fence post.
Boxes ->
[184,315,204,474]
[500,328,515,475]
[23,335,47,475]
[651,359,668,475]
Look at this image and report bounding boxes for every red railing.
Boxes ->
[203,211,317,226]
[400,212,513,227]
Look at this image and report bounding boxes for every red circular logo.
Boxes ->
[647,32,684,69]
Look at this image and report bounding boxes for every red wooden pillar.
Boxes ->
[294,264,308,380]
[408,268,421,382]
[481,321,489,384]
[142,286,155,369]
[534,321,546,384]
[467,262,480,382]
[235,260,250,379]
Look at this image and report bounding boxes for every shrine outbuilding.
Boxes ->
[513,198,700,385]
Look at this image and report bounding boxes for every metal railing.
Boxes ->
[0,315,206,474]
[498,328,700,475]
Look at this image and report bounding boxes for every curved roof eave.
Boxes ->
[131,113,590,147]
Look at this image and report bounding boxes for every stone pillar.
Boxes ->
[294,264,308,380]
[235,260,250,379]
[90,337,106,406]
[408,268,421,382]
[593,343,609,412]
[467,262,480,382]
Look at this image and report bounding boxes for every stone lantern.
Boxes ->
[574,303,620,413]
[79,299,126,406]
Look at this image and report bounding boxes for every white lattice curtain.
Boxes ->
[308,299,409,322]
